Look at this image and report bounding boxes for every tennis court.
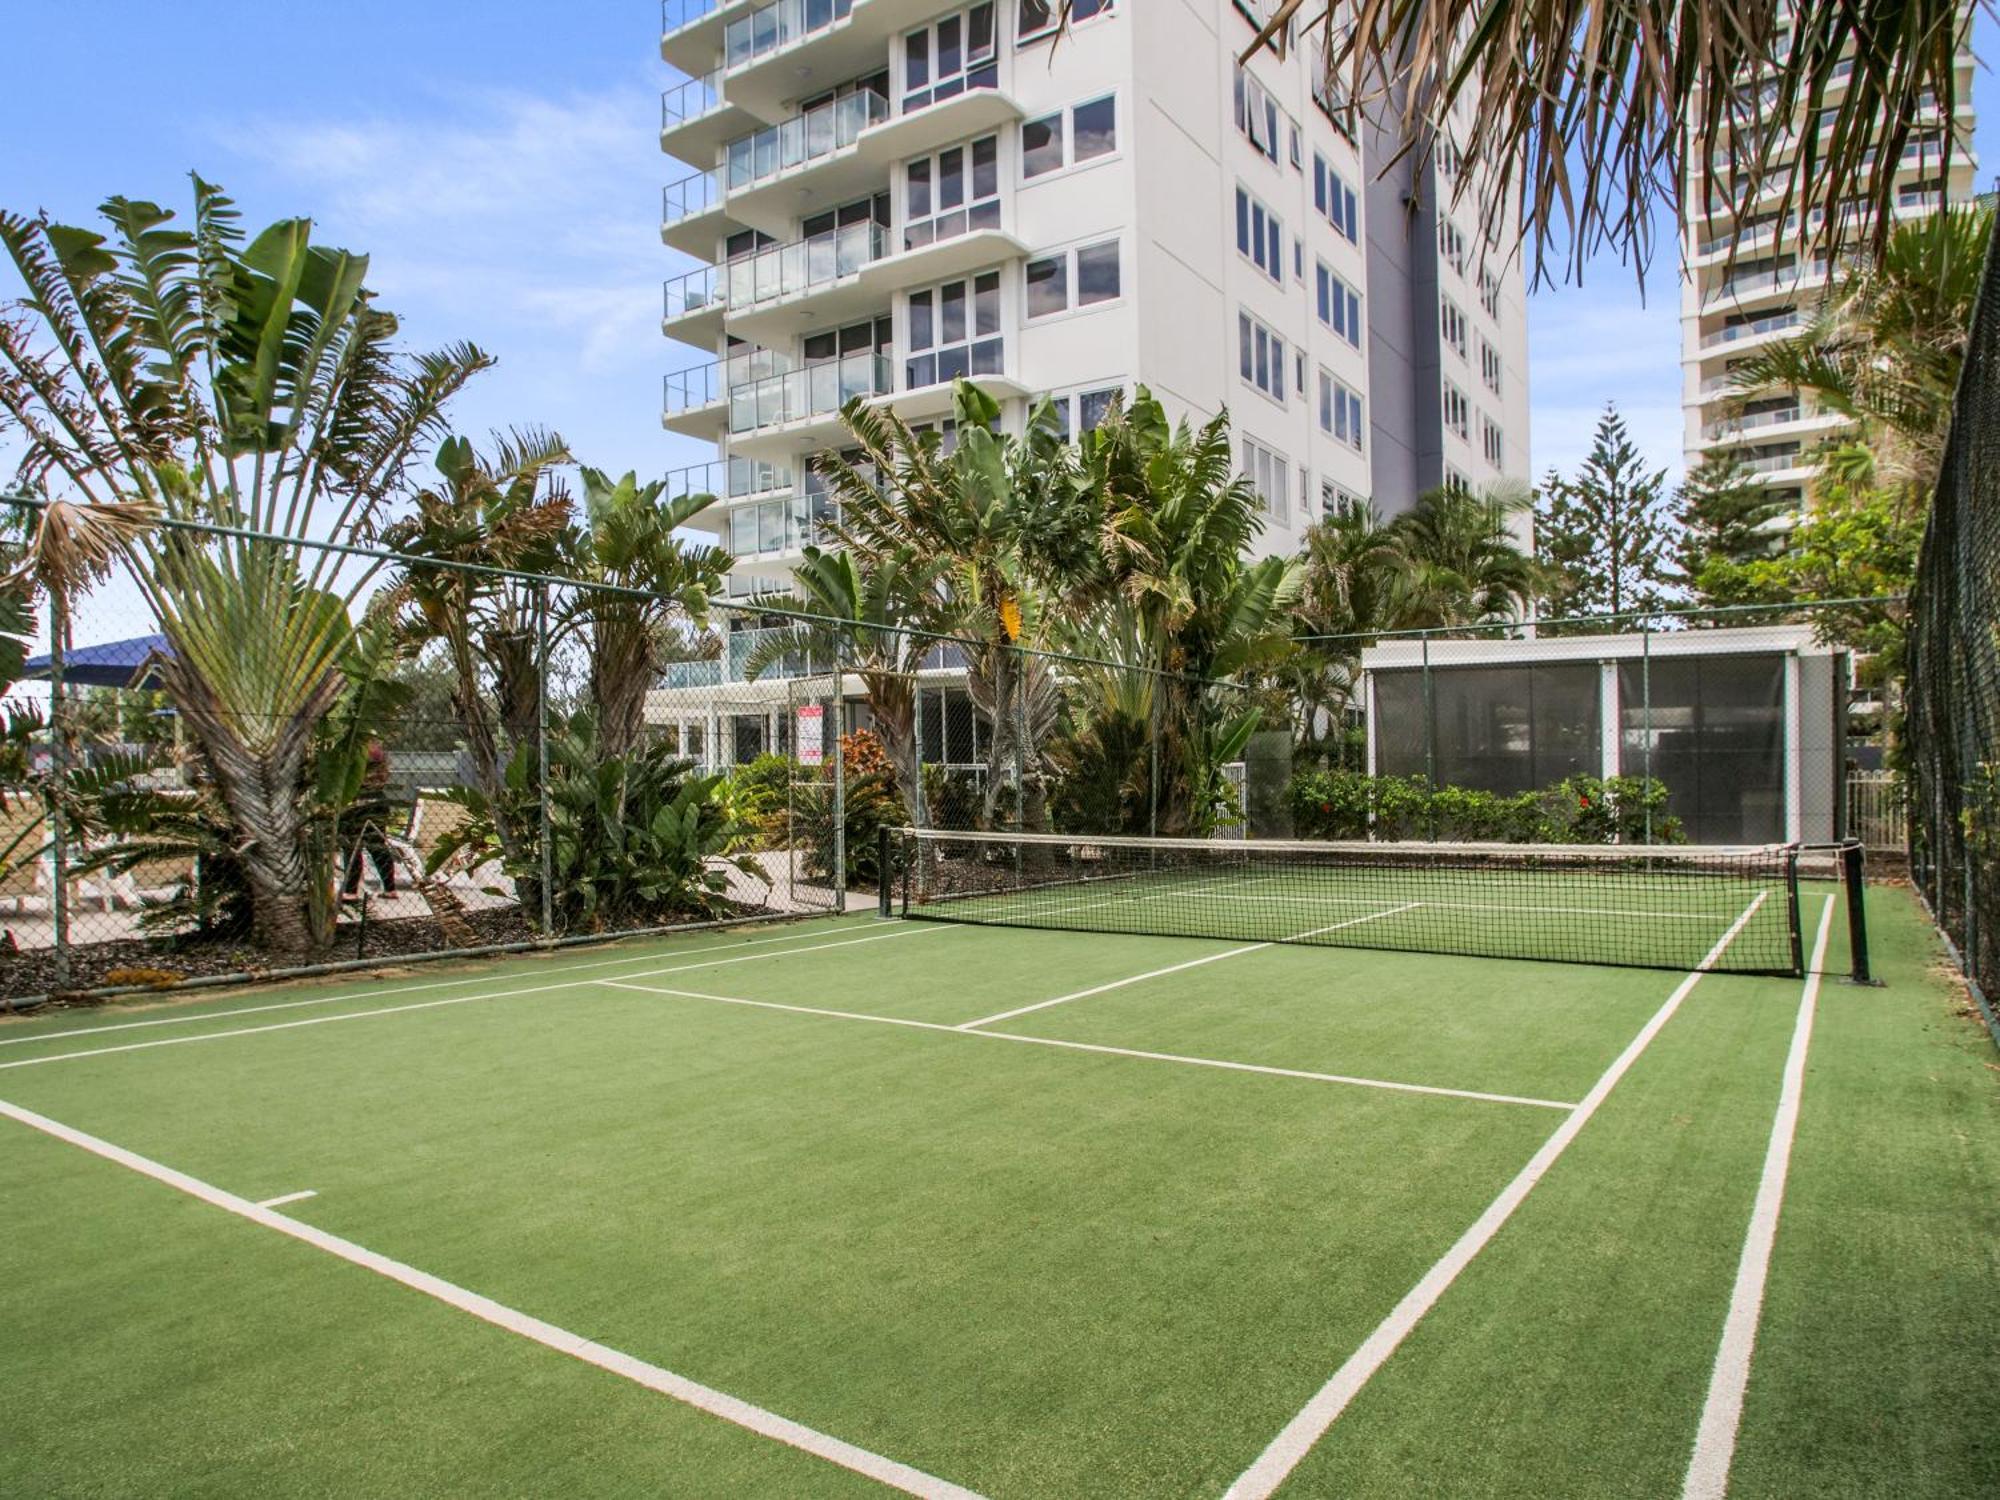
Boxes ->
[2,856,1994,1497]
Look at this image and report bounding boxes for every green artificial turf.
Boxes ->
[0,885,1993,1497]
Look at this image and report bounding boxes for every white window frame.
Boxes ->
[1023,237,1122,321]
[1442,379,1470,440]
[1313,153,1359,242]
[903,5,999,114]
[1481,413,1505,468]
[904,269,1004,391]
[1441,297,1468,359]
[1316,260,1360,347]
[1235,185,1284,284]
[1017,0,1112,44]
[1479,266,1502,317]
[1238,310,1287,404]
[1318,367,1364,451]
[1242,433,1291,524]
[1020,92,1120,182]
[1233,65,1283,164]
[1480,338,1503,396]
[903,135,1001,250]
[1438,219,1467,277]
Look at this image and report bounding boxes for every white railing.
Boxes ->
[1847,771,1906,850]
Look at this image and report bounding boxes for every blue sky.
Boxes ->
[3,2,1995,490]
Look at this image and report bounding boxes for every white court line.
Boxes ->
[601,974,1570,1111]
[0,926,946,1074]
[1170,892,1730,922]
[1220,890,1771,1500]
[1682,896,1838,1500]
[0,1098,983,1500]
[954,903,1422,1031]
[0,917,875,1048]
[257,1189,318,1209]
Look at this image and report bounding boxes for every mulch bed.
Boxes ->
[1,906,540,1009]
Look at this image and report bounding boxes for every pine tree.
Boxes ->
[1536,404,1675,621]
[1671,450,1794,600]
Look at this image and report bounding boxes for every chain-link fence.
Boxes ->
[1907,213,2000,1022]
[0,493,1900,1004]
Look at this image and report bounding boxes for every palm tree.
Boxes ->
[1237,1,1969,288]
[1288,502,1412,754]
[1073,390,1301,833]
[1390,484,1542,627]
[378,430,574,869]
[743,546,952,827]
[819,380,1073,827]
[559,467,731,760]
[1729,201,1993,494]
[0,180,488,953]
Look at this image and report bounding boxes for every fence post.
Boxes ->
[832,657,846,912]
[1420,630,1436,841]
[46,598,70,990]
[535,582,554,936]
[1642,623,1654,845]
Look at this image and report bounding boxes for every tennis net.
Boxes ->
[891,830,1866,977]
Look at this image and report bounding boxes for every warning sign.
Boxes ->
[797,703,825,765]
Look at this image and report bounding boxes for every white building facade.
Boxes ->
[1679,22,1979,512]
[655,0,1530,750]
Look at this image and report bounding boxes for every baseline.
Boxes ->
[1681,896,1839,1499]
[0,925,946,1074]
[0,1097,983,1500]
[1220,890,1772,1500]
[602,979,1572,1110]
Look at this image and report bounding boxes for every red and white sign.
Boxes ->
[796,704,825,765]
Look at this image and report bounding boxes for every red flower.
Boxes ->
[1320,801,1331,812]
[1578,796,1591,809]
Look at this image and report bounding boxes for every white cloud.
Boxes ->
[212,82,713,478]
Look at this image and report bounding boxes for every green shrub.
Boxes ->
[1288,768,1685,844]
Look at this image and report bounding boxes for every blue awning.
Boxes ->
[22,634,173,690]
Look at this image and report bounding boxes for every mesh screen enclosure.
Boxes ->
[1907,214,2000,1018]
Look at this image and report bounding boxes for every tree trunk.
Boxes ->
[864,673,922,830]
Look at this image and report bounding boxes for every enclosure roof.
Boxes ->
[21,633,172,689]
[1360,622,1828,672]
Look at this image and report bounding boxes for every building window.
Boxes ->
[904,136,1000,250]
[906,271,1002,388]
[1242,434,1290,524]
[1043,384,1123,440]
[1238,311,1286,402]
[904,5,998,113]
[1308,36,1353,134]
[1444,465,1472,496]
[1022,93,1118,180]
[1481,414,1505,467]
[1315,261,1360,346]
[1233,65,1283,163]
[1436,135,1462,185]
[1235,186,1283,282]
[1018,0,1111,42]
[1479,266,1501,317]
[1438,219,1467,277]
[1480,338,1503,395]
[1318,367,1364,450]
[1321,479,1367,519]
[1024,238,1121,317]
[1441,297,1468,359]
[1312,153,1359,242]
[1442,379,1470,439]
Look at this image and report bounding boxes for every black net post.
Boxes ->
[1641,623,1655,846]
[1786,848,1805,978]
[1842,841,1877,985]
[877,824,892,917]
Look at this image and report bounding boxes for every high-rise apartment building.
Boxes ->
[655,0,1528,751]
[1679,30,1978,511]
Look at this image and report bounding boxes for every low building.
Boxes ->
[1360,624,1851,845]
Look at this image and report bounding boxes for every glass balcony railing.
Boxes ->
[1709,260,1829,304]
[728,351,892,435]
[662,71,725,130]
[662,0,724,36]
[663,349,794,416]
[660,627,827,689]
[723,88,888,195]
[662,456,793,504]
[664,267,722,323]
[1700,312,1800,350]
[727,220,891,310]
[662,168,723,226]
[723,0,855,72]
[1704,407,1805,440]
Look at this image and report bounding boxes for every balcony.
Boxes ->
[1703,406,1804,441]
[1702,259,1829,309]
[1698,311,1800,351]
[660,457,795,536]
[717,0,942,121]
[728,350,894,450]
[659,70,766,169]
[716,87,891,235]
[662,348,794,428]
[661,169,728,256]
